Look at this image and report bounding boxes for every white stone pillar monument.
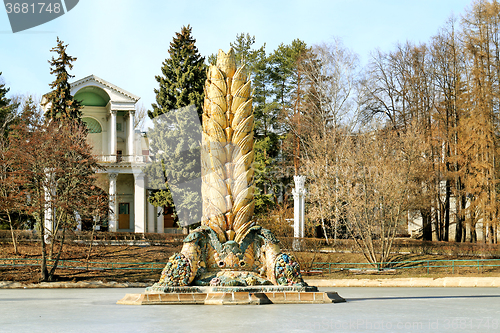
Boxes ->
[127,110,135,157]
[109,110,117,162]
[292,175,306,249]
[134,172,146,233]
[108,173,118,232]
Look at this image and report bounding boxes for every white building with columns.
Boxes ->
[64,75,174,233]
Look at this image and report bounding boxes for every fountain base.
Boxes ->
[117,285,345,305]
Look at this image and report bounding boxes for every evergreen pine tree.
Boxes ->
[149,25,206,119]
[0,72,19,134]
[228,34,284,210]
[44,37,81,122]
[145,105,202,227]
[0,73,12,122]
[268,39,309,120]
[146,26,206,228]
[230,33,265,75]
[268,39,310,173]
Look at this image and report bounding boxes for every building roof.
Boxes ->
[70,74,140,102]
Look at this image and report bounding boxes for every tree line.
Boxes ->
[2,0,500,275]
[144,2,500,256]
[210,1,500,250]
[283,0,500,250]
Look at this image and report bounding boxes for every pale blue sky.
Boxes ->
[1,0,473,119]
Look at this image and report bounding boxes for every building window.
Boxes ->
[82,117,102,133]
[116,122,123,132]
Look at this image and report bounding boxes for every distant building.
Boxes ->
[45,75,177,233]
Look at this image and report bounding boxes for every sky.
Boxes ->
[0,0,474,128]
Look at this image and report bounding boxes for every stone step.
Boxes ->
[116,291,345,305]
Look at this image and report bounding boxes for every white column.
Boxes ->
[108,173,118,232]
[128,110,135,157]
[147,199,155,233]
[157,207,164,234]
[292,175,306,249]
[109,110,117,162]
[134,172,146,233]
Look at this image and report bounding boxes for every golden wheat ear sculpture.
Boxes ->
[202,49,255,244]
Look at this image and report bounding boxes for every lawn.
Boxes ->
[1,236,499,284]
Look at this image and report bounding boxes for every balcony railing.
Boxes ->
[96,155,150,164]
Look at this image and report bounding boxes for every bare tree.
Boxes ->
[459,0,500,244]
[303,40,359,128]
[0,133,25,253]
[134,102,148,131]
[430,16,468,242]
[296,40,359,242]
[9,105,107,281]
[338,123,428,267]
[302,126,351,243]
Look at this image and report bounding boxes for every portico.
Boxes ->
[69,74,163,233]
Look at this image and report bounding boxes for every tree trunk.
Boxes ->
[488,224,494,244]
[421,209,432,241]
[482,221,487,244]
[40,223,49,282]
[461,195,467,242]
[320,216,329,245]
[494,225,498,244]
[470,222,477,243]
[8,214,18,255]
[465,218,471,242]
[455,216,463,242]
[49,236,53,260]
[86,223,97,270]
[432,208,439,241]
[443,180,451,241]
[48,227,66,281]
[455,194,466,242]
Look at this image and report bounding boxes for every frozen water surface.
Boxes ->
[1,287,500,332]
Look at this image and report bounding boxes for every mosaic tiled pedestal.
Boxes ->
[117,285,345,305]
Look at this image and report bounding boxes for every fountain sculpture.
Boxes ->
[117,49,344,305]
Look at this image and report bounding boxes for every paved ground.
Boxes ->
[1,287,500,332]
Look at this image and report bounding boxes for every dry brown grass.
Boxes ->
[1,236,500,284]
[0,241,181,283]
